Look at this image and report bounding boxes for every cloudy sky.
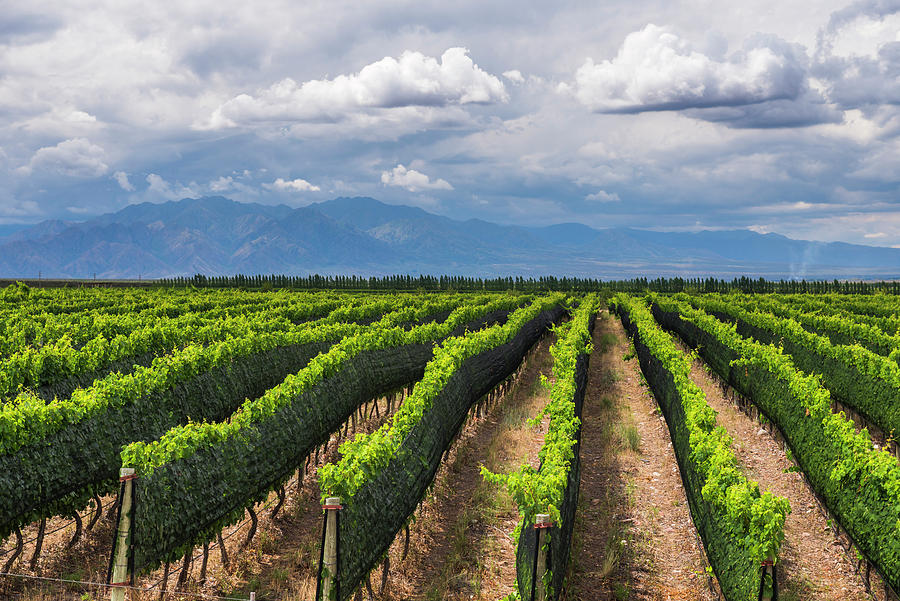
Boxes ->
[2,0,899,246]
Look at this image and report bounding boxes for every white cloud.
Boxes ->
[282,105,474,142]
[850,138,900,181]
[204,47,507,129]
[19,138,108,177]
[820,42,900,109]
[813,3,900,110]
[817,0,900,57]
[503,69,525,84]
[0,200,42,217]
[1,0,898,246]
[146,173,170,195]
[263,177,321,192]
[682,152,790,183]
[146,173,200,200]
[66,109,96,123]
[381,164,453,192]
[748,206,900,246]
[585,190,621,202]
[113,170,134,191]
[566,25,808,113]
[18,107,100,139]
[209,176,235,192]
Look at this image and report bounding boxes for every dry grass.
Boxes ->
[618,423,641,452]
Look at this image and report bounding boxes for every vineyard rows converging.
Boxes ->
[0,284,898,601]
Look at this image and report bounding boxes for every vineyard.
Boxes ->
[0,283,898,601]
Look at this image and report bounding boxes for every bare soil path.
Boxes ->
[568,311,716,601]
[383,332,557,601]
[680,342,872,601]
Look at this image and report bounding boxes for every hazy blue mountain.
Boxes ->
[0,196,898,279]
[312,197,544,259]
[0,225,24,240]
[0,220,73,244]
[618,228,900,271]
[526,223,604,247]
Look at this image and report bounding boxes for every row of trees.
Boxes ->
[154,274,900,295]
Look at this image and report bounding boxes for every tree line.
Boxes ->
[154,274,900,295]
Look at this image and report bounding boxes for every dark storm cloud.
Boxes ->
[685,94,844,129]
[2,0,900,246]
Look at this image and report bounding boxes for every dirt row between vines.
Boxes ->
[10,311,874,601]
[568,311,717,600]
[374,330,558,600]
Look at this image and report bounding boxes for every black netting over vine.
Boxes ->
[516,314,595,601]
[132,343,432,573]
[33,350,160,402]
[700,304,900,446]
[0,339,333,541]
[128,309,512,574]
[29,306,459,403]
[335,307,565,599]
[617,308,761,601]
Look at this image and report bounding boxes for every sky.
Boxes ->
[1,0,899,247]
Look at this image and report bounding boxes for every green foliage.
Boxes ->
[0,292,491,542]
[1,281,30,302]
[124,294,524,476]
[482,295,598,600]
[124,293,537,574]
[679,292,900,443]
[0,294,418,455]
[726,293,900,356]
[321,295,565,598]
[0,291,433,401]
[653,294,900,592]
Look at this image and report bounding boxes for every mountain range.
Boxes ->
[0,196,898,280]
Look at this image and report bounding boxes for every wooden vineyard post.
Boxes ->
[315,497,342,601]
[758,551,777,601]
[109,467,136,601]
[531,514,552,601]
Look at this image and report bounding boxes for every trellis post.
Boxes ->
[316,497,342,601]
[109,467,136,601]
[758,551,777,601]
[531,514,552,601]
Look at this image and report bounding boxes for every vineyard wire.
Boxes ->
[2,390,395,597]
[147,403,371,591]
[145,487,282,591]
[0,571,253,600]
[0,498,117,558]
